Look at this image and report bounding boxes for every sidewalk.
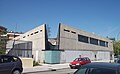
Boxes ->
[23,60,111,73]
[23,63,70,73]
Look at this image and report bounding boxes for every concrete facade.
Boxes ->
[58,24,114,63]
[6,23,114,64]
[14,24,48,62]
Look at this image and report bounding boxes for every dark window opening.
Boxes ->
[40,30,42,32]
[90,38,98,45]
[99,40,105,46]
[71,31,76,34]
[34,31,39,34]
[78,35,88,43]
[31,33,33,35]
[23,36,26,38]
[64,29,70,32]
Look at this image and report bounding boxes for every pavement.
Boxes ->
[23,63,70,73]
[23,60,112,73]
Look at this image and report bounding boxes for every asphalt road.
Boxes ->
[25,68,77,74]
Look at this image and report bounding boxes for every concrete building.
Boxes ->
[58,23,113,63]
[6,23,114,63]
[7,32,23,40]
[13,24,49,62]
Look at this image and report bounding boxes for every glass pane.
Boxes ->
[75,68,87,74]
[88,68,116,74]
[78,35,88,43]
[90,38,98,45]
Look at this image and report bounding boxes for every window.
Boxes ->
[64,29,70,32]
[31,33,33,35]
[90,38,98,45]
[23,36,26,38]
[75,68,88,74]
[40,30,42,32]
[99,40,105,46]
[34,31,39,34]
[88,68,116,74]
[78,35,89,43]
[71,31,76,34]
[1,56,15,63]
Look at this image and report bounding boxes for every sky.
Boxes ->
[0,0,120,40]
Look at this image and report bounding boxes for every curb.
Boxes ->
[22,68,69,74]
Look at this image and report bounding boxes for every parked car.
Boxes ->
[114,55,120,63]
[116,57,120,64]
[69,57,91,69]
[0,55,23,74]
[74,62,120,74]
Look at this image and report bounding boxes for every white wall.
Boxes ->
[60,50,111,63]
[15,24,47,62]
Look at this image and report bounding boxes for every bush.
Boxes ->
[33,60,40,66]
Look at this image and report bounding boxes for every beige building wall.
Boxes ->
[59,24,113,51]
[59,24,114,62]
[15,24,47,63]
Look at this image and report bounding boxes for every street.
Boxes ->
[24,68,77,74]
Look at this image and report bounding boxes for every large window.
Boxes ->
[78,35,88,43]
[90,38,98,45]
[99,40,105,46]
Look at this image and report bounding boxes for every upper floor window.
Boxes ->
[99,40,105,46]
[90,38,98,45]
[71,31,76,34]
[34,31,39,34]
[78,35,88,43]
[64,29,70,32]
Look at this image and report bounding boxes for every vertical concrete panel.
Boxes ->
[97,51,110,61]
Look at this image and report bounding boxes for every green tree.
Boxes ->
[113,41,120,56]
[0,29,8,54]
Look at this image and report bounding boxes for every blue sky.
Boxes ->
[0,0,120,39]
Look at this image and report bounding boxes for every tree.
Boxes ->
[0,27,8,54]
[113,41,120,56]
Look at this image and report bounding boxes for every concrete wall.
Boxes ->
[59,24,114,62]
[15,24,47,63]
[60,50,111,63]
[59,24,113,51]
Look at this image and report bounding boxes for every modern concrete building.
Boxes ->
[13,24,49,62]
[6,23,114,63]
[58,23,114,63]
